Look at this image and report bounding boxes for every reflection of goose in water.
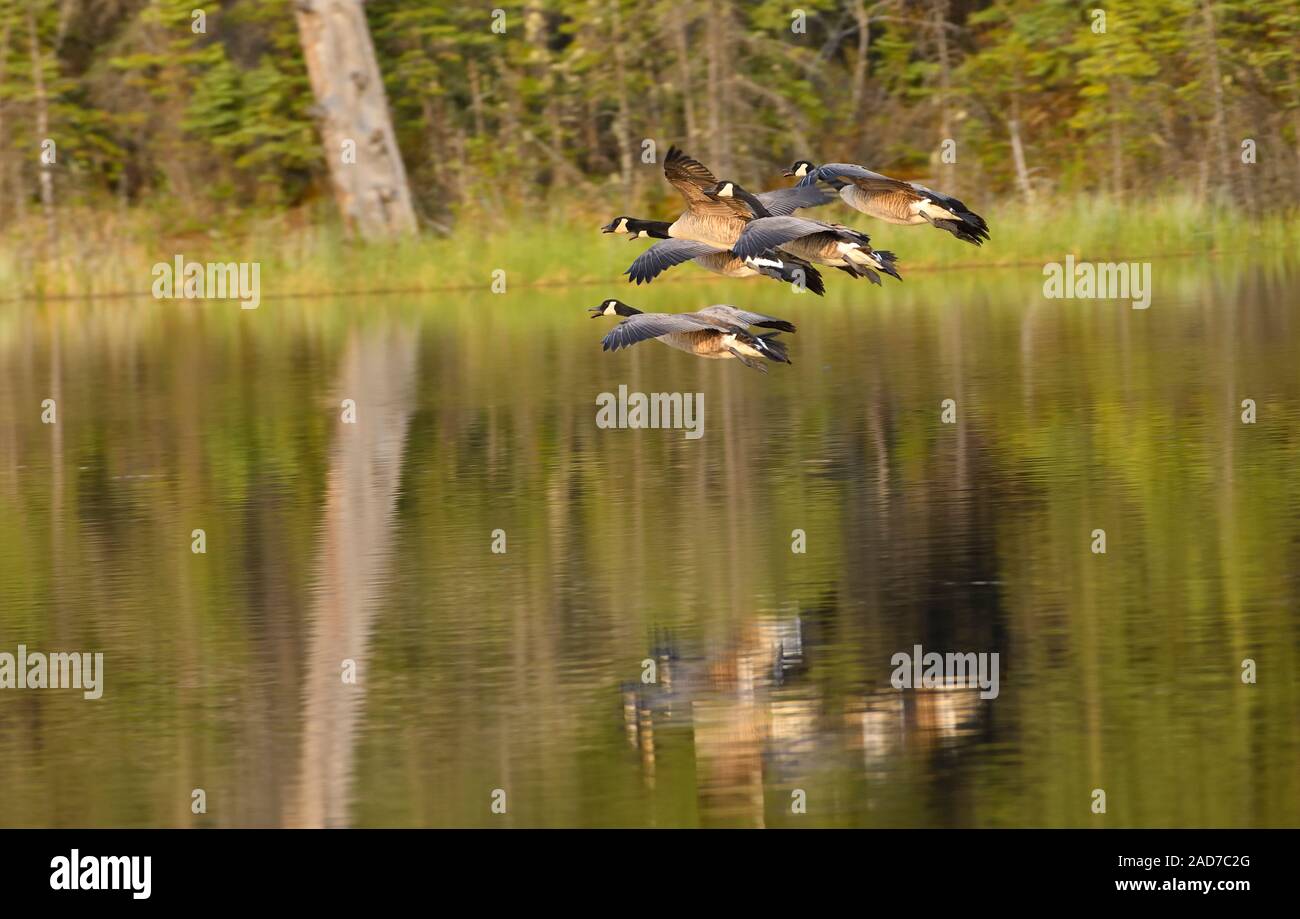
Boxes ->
[620,615,995,824]
[622,617,806,722]
[847,683,987,770]
[620,616,812,825]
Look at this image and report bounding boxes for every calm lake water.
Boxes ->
[1,255,1297,828]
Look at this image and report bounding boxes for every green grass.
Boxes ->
[3,194,1299,303]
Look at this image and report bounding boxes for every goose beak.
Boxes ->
[600,219,618,233]
[782,168,796,177]
[588,306,604,318]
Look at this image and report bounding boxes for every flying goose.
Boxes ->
[589,299,794,372]
[602,216,827,295]
[657,146,836,250]
[786,160,990,245]
[709,181,902,284]
[630,147,895,284]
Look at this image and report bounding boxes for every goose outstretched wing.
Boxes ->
[625,239,721,284]
[601,312,722,352]
[692,305,796,333]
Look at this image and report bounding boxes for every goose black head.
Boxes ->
[702,179,769,217]
[601,216,632,234]
[784,160,816,178]
[706,180,772,217]
[589,298,640,318]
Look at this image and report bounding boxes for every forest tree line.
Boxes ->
[0,0,1297,239]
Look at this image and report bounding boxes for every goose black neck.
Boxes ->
[629,219,672,238]
[733,187,772,218]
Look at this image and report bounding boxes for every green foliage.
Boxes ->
[0,0,1296,236]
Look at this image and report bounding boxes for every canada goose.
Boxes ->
[602,216,827,294]
[660,146,829,249]
[645,147,896,284]
[589,299,794,373]
[786,160,990,246]
[709,181,902,284]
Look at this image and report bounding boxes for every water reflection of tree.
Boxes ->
[289,323,418,828]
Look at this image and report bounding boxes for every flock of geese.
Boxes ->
[591,147,989,372]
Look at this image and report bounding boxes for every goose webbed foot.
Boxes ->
[727,347,768,373]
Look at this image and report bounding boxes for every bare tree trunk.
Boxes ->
[704,0,732,173]
[467,59,487,139]
[420,94,441,185]
[27,8,57,251]
[668,3,698,150]
[1290,61,1300,197]
[1294,110,1300,199]
[52,0,74,51]
[931,0,954,190]
[1200,0,1231,202]
[849,0,872,126]
[418,92,455,234]
[293,0,417,238]
[0,18,12,228]
[609,0,635,201]
[1109,109,1123,196]
[11,158,26,225]
[525,5,566,191]
[1008,97,1034,204]
[582,94,600,157]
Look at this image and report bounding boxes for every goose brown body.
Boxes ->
[789,160,990,245]
[660,329,758,359]
[842,186,937,225]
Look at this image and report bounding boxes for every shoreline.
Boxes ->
[3,197,1297,306]
[2,242,1294,309]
